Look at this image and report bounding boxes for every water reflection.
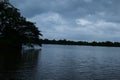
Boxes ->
[1,45,120,80]
[0,49,41,80]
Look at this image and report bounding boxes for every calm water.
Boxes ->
[0,44,120,80]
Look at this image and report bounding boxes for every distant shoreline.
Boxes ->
[41,39,120,47]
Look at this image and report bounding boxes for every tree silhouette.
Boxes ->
[0,1,42,49]
[41,39,120,47]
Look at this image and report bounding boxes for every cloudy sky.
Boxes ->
[10,0,120,41]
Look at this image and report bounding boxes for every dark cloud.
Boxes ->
[10,0,120,41]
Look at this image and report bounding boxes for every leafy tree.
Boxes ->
[0,1,42,48]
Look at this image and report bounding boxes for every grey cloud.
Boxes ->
[10,0,120,21]
[9,0,120,41]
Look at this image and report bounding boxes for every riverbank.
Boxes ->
[42,39,120,47]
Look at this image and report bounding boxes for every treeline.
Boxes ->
[41,39,120,47]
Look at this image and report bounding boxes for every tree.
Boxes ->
[0,1,42,49]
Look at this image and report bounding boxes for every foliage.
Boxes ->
[0,1,42,47]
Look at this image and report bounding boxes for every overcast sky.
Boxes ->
[10,0,120,41]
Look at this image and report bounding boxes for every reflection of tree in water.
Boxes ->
[0,49,41,80]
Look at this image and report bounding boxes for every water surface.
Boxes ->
[0,44,120,80]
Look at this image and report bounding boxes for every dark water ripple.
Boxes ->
[0,45,120,80]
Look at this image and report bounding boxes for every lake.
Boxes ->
[0,44,120,80]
